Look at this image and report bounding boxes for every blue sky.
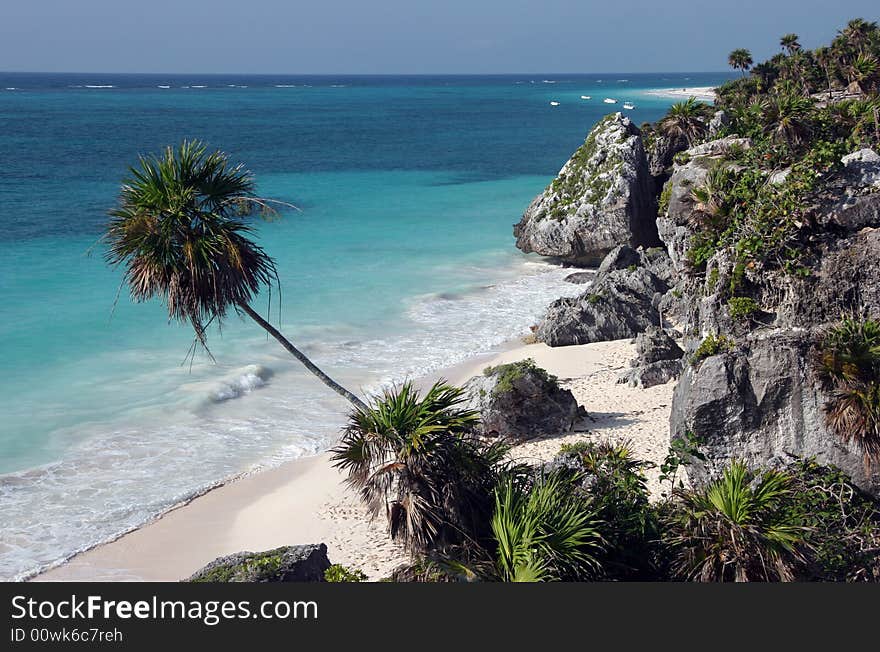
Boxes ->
[2,1,877,73]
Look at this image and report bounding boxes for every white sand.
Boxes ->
[643,86,716,102]
[35,338,674,582]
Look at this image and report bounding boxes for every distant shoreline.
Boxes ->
[642,86,716,102]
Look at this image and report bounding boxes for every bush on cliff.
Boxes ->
[815,316,880,464]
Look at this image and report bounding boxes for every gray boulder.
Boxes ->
[618,327,684,388]
[514,113,659,265]
[537,266,668,346]
[465,359,582,440]
[564,271,596,285]
[186,544,330,582]
[672,333,880,496]
[707,110,729,137]
[597,244,642,274]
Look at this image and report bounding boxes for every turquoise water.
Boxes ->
[0,72,731,579]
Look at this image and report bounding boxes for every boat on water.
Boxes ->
[549,101,560,106]
[603,98,617,104]
[623,102,635,110]
[580,95,591,99]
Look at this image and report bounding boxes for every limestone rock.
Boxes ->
[464,359,582,440]
[186,544,331,582]
[514,113,659,265]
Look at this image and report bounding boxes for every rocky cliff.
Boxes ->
[514,113,660,265]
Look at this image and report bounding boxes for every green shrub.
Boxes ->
[690,334,734,365]
[781,460,880,581]
[814,317,880,462]
[556,441,661,580]
[728,296,761,321]
[483,358,558,396]
[324,564,368,582]
[662,462,809,581]
[587,293,602,305]
[673,151,691,165]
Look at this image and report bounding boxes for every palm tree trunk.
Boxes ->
[238,302,368,412]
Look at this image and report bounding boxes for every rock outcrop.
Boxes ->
[514,113,659,265]
[657,145,880,496]
[465,359,582,440]
[186,544,331,582]
[537,266,668,346]
[618,327,684,388]
[537,246,672,347]
[672,333,880,495]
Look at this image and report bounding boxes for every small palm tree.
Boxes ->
[846,53,879,94]
[658,97,712,146]
[486,473,604,582]
[105,141,367,410]
[815,317,880,463]
[663,462,809,581]
[728,48,754,76]
[331,381,512,553]
[760,92,814,148]
[780,33,801,55]
[751,62,778,90]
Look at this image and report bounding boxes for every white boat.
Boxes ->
[603,98,617,104]
[549,101,560,106]
[580,95,591,99]
[623,102,635,110]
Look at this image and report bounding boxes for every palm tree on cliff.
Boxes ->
[839,18,878,55]
[780,33,801,56]
[658,97,712,147]
[728,48,753,77]
[105,140,368,411]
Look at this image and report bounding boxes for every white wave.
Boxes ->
[84,85,115,88]
[541,79,556,84]
[4,87,18,90]
[275,84,297,88]
[191,85,207,88]
[157,85,170,89]
[209,365,273,402]
[0,257,584,581]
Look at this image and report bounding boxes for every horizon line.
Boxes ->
[0,70,731,77]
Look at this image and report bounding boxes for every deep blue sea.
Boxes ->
[0,71,731,579]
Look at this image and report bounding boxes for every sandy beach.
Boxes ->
[35,337,674,582]
[643,86,716,101]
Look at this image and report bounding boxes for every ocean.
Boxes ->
[0,71,731,580]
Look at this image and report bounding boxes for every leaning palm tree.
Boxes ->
[658,97,712,146]
[780,33,801,56]
[662,462,809,582]
[105,140,367,410]
[331,381,512,553]
[728,48,753,76]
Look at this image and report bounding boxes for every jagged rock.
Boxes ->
[815,150,880,231]
[537,266,668,346]
[618,327,684,388]
[514,113,659,265]
[186,544,330,582]
[464,359,582,440]
[619,359,682,388]
[597,244,642,274]
[707,110,729,137]
[671,333,880,496]
[564,271,596,284]
[639,246,676,286]
[634,327,684,363]
[684,136,751,158]
[645,132,688,178]
[769,168,791,185]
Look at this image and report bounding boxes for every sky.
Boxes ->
[1,1,878,74]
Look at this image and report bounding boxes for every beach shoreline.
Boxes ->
[642,86,716,101]
[34,336,675,582]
